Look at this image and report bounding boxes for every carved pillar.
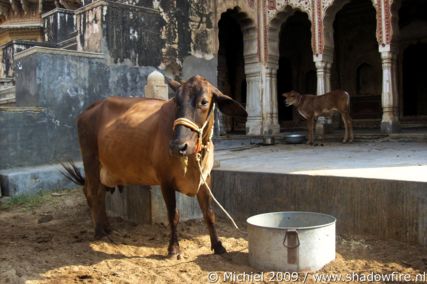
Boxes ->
[245,63,263,135]
[380,45,400,133]
[313,52,334,136]
[262,64,280,136]
[313,50,333,95]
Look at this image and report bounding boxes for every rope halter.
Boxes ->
[172,103,215,154]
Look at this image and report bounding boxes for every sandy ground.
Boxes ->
[1,188,426,284]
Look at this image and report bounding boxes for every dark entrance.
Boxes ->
[217,9,246,133]
[399,0,427,117]
[402,44,427,116]
[277,11,315,126]
[332,0,382,119]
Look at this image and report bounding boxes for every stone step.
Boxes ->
[0,78,14,90]
[0,86,16,105]
[0,162,83,196]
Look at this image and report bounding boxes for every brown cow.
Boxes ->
[282,90,353,144]
[63,75,247,257]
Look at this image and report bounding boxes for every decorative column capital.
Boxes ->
[379,43,398,54]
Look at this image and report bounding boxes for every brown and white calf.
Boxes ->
[282,90,353,144]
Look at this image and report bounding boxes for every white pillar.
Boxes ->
[313,53,333,136]
[380,45,400,133]
[262,65,280,136]
[245,63,263,135]
[314,53,333,95]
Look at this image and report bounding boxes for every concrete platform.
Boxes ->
[214,140,427,182]
[210,140,427,245]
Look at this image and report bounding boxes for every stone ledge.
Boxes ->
[0,163,83,196]
[15,46,105,61]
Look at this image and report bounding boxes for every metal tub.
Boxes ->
[247,211,336,272]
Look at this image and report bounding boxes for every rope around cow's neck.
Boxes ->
[173,104,240,230]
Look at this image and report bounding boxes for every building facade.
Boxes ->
[1,0,426,136]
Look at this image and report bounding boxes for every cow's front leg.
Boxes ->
[160,184,180,258]
[197,176,226,254]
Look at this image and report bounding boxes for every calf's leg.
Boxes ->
[161,184,181,257]
[306,117,315,145]
[197,176,226,254]
[341,111,353,143]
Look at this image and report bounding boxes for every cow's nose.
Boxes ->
[170,140,188,155]
[177,143,188,155]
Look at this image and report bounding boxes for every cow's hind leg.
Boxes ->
[85,179,112,239]
[80,151,111,239]
[197,176,226,254]
[160,184,181,258]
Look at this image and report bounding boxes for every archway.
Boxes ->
[217,8,247,133]
[332,0,381,120]
[276,11,314,126]
[399,0,427,117]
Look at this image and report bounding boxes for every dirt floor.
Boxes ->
[1,188,426,284]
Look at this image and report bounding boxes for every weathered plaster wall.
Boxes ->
[1,41,56,78]
[0,48,155,170]
[75,0,215,79]
[76,1,164,67]
[43,8,76,46]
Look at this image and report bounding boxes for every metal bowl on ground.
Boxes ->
[283,133,306,144]
[247,211,336,272]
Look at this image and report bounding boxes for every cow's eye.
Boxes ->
[200,99,209,107]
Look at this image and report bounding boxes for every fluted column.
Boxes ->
[313,52,333,136]
[245,63,263,135]
[262,65,280,135]
[380,45,400,133]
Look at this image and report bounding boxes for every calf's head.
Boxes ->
[167,75,247,156]
[282,90,301,107]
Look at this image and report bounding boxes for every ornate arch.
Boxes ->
[214,3,258,64]
[267,4,312,67]
[322,0,378,55]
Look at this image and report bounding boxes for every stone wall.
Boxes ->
[0,47,155,170]
[212,170,427,246]
[76,1,164,67]
[43,8,77,48]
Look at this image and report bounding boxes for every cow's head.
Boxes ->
[167,75,247,156]
[282,90,302,107]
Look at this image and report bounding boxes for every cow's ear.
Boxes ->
[282,93,289,98]
[212,86,248,118]
[165,77,181,92]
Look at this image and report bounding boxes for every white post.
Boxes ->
[144,70,168,100]
[380,45,400,133]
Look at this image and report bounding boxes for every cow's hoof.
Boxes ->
[94,224,112,240]
[167,245,181,259]
[167,252,181,260]
[342,139,348,143]
[212,241,227,254]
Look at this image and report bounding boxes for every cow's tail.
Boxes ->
[60,161,85,186]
